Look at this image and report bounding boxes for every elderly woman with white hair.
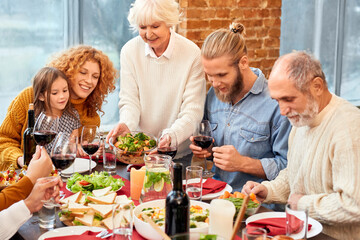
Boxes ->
[107,0,206,165]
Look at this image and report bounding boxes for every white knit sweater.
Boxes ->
[118,30,206,158]
[262,94,360,239]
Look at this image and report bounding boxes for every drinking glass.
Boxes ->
[242,227,267,240]
[186,166,203,201]
[286,204,308,239]
[50,132,77,180]
[130,166,146,201]
[194,120,214,178]
[81,125,101,174]
[33,112,59,148]
[112,203,133,240]
[156,130,178,159]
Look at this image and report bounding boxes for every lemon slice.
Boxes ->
[154,178,164,192]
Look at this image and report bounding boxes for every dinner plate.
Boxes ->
[245,212,323,239]
[38,226,104,240]
[183,179,233,201]
[61,158,97,175]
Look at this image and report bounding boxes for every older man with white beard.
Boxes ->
[242,51,360,239]
[189,23,292,207]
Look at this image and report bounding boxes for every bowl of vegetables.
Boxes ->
[219,191,260,219]
[134,199,210,240]
[109,131,157,164]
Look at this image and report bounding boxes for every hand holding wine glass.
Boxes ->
[33,112,59,149]
[193,120,214,178]
[81,125,101,174]
[157,131,178,159]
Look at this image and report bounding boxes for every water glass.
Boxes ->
[286,204,308,239]
[112,204,133,240]
[242,227,267,240]
[38,203,56,229]
[185,166,203,201]
[103,145,116,174]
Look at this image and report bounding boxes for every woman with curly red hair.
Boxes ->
[0,45,118,170]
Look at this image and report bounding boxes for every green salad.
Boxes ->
[66,171,124,195]
[114,132,156,154]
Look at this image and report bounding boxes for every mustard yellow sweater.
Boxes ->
[0,87,100,171]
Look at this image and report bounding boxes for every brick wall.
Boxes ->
[177,0,282,78]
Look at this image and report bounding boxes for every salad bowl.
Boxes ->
[134,199,210,240]
[109,131,157,164]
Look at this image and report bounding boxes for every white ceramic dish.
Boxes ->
[183,179,233,201]
[38,226,104,240]
[246,212,323,239]
[61,158,96,175]
[134,199,210,240]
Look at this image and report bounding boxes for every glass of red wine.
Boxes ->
[194,120,214,178]
[33,112,59,149]
[157,131,178,159]
[50,132,77,180]
[81,125,100,174]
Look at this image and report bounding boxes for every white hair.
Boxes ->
[127,0,180,31]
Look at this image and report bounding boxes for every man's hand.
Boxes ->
[241,181,268,202]
[24,177,61,213]
[26,146,54,184]
[189,136,213,158]
[106,123,130,145]
[287,193,304,210]
[212,145,243,171]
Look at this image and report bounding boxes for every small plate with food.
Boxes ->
[0,164,29,190]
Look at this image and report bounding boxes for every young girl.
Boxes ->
[32,67,81,156]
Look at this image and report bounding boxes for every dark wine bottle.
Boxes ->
[23,103,36,165]
[165,163,190,239]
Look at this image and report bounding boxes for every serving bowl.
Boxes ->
[109,131,157,164]
[133,199,210,240]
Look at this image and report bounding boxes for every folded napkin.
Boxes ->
[44,230,111,240]
[126,164,145,172]
[247,217,312,236]
[202,178,227,195]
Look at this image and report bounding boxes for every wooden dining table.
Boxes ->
[13,161,335,240]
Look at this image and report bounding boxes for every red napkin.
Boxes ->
[247,217,312,236]
[202,178,227,195]
[126,164,145,172]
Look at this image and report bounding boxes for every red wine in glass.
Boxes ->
[82,144,100,155]
[34,130,57,146]
[193,136,213,149]
[157,146,177,159]
[51,154,76,170]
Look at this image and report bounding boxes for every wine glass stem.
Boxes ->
[204,156,208,172]
[89,155,92,174]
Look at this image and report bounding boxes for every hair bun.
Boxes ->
[229,22,245,34]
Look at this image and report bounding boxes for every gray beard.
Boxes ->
[287,95,319,127]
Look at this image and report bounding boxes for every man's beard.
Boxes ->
[214,67,244,103]
[286,94,319,127]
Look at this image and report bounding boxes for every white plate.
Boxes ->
[61,158,97,175]
[38,226,104,240]
[246,212,323,239]
[183,179,233,201]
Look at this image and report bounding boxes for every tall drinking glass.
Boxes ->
[81,125,100,174]
[194,120,214,178]
[33,112,59,149]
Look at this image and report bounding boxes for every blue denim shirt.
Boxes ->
[205,68,291,192]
